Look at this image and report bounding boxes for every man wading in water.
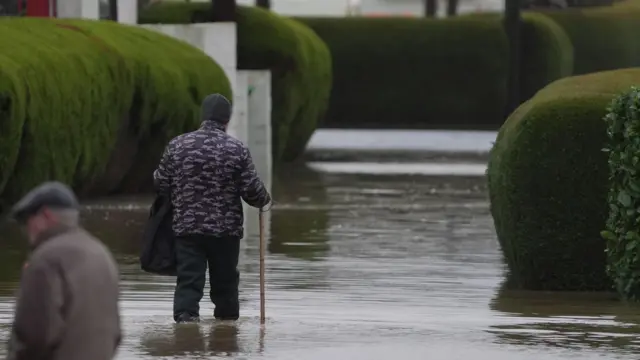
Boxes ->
[154,93,271,323]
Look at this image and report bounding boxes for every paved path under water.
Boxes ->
[307,129,497,154]
[304,129,497,163]
[0,162,639,359]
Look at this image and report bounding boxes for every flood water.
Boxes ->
[0,133,640,359]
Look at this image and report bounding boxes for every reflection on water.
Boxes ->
[140,322,243,357]
[270,208,329,261]
[0,224,27,297]
[490,287,640,355]
[0,161,639,359]
[269,166,330,262]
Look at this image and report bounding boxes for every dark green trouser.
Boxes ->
[173,235,240,321]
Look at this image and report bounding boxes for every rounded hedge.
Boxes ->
[139,4,333,163]
[0,17,231,208]
[519,12,574,101]
[487,68,640,291]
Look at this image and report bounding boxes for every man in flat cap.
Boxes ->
[6,181,121,360]
[154,93,271,323]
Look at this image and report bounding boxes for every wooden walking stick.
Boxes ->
[259,210,266,325]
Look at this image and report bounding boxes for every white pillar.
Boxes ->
[234,72,253,236]
[229,69,248,143]
[57,0,99,19]
[139,24,237,106]
[244,70,272,239]
[117,0,137,24]
[246,71,272,198]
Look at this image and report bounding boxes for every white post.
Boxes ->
[246,71,272,190]
[234,72,253,236]
[229,69,249,143]
[117,0,137,25]
[56,0,99,19]
[242,70,272,238]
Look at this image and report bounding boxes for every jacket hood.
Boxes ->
[201,93,232,124]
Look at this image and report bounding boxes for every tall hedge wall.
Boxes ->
[298,0,640,130]
[298,13,572,129]
[487,68,640,291]
[139,4,332,162]
[542,0,640,76]
[300,16,509,129]
[0,17,231,209]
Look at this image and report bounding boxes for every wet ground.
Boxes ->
[307,129,497,154]
[0,131,639,359]
[304,129,496,163]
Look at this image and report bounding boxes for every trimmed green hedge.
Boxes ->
[298,0,640,130]
[602,86,640,300]
[299,16,509,129]
[298,13,572,129]
[519,13,574,102]
[0,17,231,207]
[139,4,332,162]
[487,68,640,291]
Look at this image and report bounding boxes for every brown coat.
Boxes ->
[7,226,121,360]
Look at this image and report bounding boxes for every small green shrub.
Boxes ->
[488,68,640,291]
[602,86,640,300]
[139,4,332,162]
[0,17,230,205]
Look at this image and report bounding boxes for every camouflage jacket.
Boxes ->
[153,120,271,238]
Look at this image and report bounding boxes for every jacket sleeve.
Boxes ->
[11,260,66,360]
[153,144,173,195]
[238,146,271,208]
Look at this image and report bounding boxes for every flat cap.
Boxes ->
[10,181,79,223]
